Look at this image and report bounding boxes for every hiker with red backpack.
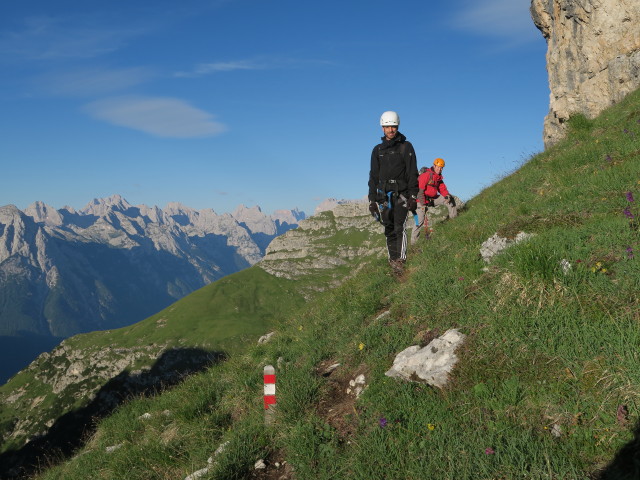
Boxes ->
[368,111,419,275]
[411,158,457,244]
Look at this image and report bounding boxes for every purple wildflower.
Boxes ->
[485,447,495,455]
[624,128,629,134]
[627,247,634,259]
[624,207,635,219]
[379,417,387,428]
[605,154,613,163]
[626,191,635,202]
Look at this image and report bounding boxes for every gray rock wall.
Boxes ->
[531,0,640,147]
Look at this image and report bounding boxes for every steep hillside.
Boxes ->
[15,87,640,480]
[0,202,392,477]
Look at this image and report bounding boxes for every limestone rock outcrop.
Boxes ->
[259,201,384,294]
[480,231,535,264]
[531,0,640,147]
[385,329,466,388]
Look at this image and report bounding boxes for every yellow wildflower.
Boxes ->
[358,343,365,351]
[427,424,435,431]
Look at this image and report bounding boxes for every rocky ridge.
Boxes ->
[258,201,383,293]
[259,198,464,294]
[4,340,168,441]
[531,0,640,147]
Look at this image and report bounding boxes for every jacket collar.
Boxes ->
[380,132,406,148]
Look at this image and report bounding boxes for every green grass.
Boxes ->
[0,268,308,457]
[24,89,640,478]
[0,207,386,459]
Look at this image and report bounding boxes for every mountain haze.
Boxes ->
[0,195,305,384]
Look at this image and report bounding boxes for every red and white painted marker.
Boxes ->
[263,365,276,411]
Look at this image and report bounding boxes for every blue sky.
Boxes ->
[0,0,549,216]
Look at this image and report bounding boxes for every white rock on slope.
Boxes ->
[385,329,466,388]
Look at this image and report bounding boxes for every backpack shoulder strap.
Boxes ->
[399,142,412,171]
[421,168,435,187]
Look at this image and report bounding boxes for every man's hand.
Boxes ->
[445,195,454,205]
[369,201,378,216]
[407,196,417,212]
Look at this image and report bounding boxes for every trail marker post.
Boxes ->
[264,365,276,425]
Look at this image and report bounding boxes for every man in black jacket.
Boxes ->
[368,111,419,275]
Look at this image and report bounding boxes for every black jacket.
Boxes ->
[368,132,419,202]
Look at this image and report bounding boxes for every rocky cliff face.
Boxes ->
[531,0,640,147]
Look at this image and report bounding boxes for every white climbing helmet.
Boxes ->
[380,111,400,127]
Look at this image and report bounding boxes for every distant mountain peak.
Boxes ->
[272,208,306,226]
[0,204,23,224]
[164,201,195,213]
[24,201,63,226]
[314,198,360,215]
[81,194,133,216]
[233,204,263,215]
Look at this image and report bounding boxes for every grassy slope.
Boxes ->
[0,208,383,457]
[70,266,307,352]
[0,267,306,454]
[36,89,640,479]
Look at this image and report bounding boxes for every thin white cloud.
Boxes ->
[36,67,154,97]
[0,14,147,61]
[174,60,264,78]
[175,57,333,78]
[84,96,227,138]
[452,0,538,43]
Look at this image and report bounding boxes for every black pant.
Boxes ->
[381,199,409,261]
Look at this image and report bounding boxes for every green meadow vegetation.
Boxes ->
[0,266,307,456]
[29,89,640,478]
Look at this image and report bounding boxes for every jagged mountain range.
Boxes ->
[0,195,305,383]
